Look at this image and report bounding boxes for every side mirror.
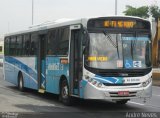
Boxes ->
[82,29,90,46]
[82,31,87,46]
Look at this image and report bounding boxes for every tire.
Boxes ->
[116,100,128,105]
[60,79,72,106]
[18,73,25,92]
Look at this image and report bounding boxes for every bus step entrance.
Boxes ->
[38,89,45,93]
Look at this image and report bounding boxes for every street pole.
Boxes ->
[32,0,34,25]
[115,0,117,15]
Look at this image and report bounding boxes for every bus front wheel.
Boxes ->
[18,73,24,92]
[60,79,72,106]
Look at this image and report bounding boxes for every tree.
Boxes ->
[150,5,160,21]
[123,5,160,21]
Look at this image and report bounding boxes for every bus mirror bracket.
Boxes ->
[82,27,89,46]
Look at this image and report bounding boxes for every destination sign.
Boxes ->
[87,18,150,30]
[104,21,136,28]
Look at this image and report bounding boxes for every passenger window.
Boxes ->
[10,36,17,56]
[30,33,38,55]
[47,29,58,55]
[4,37,10,55]
[17,35,23,56]
[23,34,31,56]
[57,27,69,55]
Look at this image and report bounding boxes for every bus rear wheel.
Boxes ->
[60,79,72,106]
[18,73,24,92]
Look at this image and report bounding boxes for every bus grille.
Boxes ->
[98,71,147,77]
[103,83,140,86]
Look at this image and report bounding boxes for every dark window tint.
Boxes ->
[23,34,30,56]
[17,35,23,56]
[10,36,17,55]
[30,33,38,55]
[47,29,58,55]
[4,37,10,55]
[57,27,69,55]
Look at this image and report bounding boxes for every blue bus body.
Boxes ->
[4,56,70,94]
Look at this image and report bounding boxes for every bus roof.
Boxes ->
[5,16,149,37]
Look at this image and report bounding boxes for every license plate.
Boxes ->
[118,91,129,96]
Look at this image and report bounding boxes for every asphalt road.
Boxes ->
[0,67,160,118]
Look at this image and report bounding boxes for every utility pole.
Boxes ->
[115,0,117,15]
[32,0,34,25]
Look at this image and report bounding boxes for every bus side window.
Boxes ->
[57,27,69,55]
[30,33,38,56]
[4,37,10,55]
[47,29,58,55]
[10,36,17,56]
[23,34,31,56]
[17,35,23,56]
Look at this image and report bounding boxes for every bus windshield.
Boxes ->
[85,33,151,69]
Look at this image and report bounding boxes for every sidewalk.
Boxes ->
[153,68,160,86]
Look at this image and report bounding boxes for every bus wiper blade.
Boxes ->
[103,31,117,48]
[103,31,120,59]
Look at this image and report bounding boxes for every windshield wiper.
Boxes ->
[103,31,120,59]
[131,38,138,60]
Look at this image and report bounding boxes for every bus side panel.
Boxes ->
[4,56,18,85]
[16,57,38,90]
[46,56,69,94]
[4,56,38,90]
[28,57,38,90]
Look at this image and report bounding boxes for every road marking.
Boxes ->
[128,101,144,106]
[128,101,160,109]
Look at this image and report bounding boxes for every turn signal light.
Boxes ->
[60,58,68,64]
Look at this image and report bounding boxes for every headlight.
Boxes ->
[88,78,93,82]
[142,78,152,87]
[97,83,103,88]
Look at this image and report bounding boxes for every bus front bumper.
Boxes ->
[83,82,152,100]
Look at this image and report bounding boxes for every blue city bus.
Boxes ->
[3,16,152,105]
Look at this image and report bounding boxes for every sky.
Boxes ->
[0,0,160,37]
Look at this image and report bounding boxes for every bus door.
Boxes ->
[38,34,47,93]
[70,25,83,96]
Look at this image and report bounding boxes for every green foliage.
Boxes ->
[150,5,160,20]
[123,5,160,20]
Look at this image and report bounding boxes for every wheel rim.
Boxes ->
[62,83,68,99]
[19,77,23,89]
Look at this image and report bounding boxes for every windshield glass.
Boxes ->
[85,33,151,69]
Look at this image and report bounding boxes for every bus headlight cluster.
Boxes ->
[85,76,103,88]
[142,78,152,87]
